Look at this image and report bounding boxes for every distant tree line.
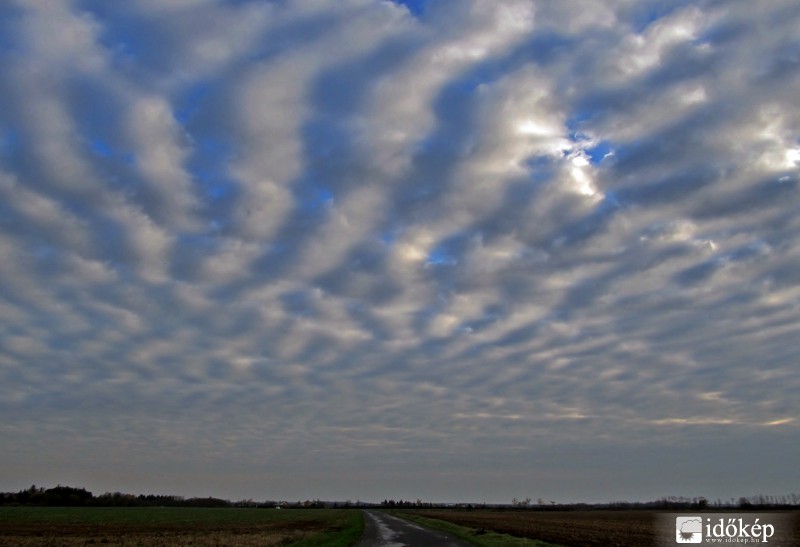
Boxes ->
[488,494,800,511]
[387,495,800,511]
[596,494,800,511]
[0,485,268,508]
[381,499,434,508]
[2,485,799,510]
[0,485,380,509]
[2,485,95,507]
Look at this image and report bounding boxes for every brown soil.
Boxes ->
[404,510,800,547]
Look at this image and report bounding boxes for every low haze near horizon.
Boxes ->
[1,0,799,504]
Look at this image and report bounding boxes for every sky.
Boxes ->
[1,0,799,505]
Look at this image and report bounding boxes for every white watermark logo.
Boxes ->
[704,517,774,543]
[660,511,795,545]
[676,516,703,543]
[672,515,780,544]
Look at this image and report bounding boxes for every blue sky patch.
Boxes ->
[391,0,426,17]
[586,141,614,165]
[89,139,113,158]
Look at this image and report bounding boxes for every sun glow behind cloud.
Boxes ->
[0,0,798,503]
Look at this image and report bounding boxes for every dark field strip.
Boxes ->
[402,510,656,547]
[400,509,800,547]
[0,507,363,547]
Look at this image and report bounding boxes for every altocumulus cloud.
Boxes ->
[0,0,798,503]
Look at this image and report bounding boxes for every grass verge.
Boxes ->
[288,509,364,547]
[391,511,565,547]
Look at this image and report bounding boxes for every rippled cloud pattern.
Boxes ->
[1,0,798,502]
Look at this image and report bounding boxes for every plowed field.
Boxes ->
[402,510,800,547]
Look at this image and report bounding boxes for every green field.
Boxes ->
[0,506,363,546]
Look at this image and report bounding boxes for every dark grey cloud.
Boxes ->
[0,0,798,503]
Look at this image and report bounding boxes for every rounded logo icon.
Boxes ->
[676,516,703,543]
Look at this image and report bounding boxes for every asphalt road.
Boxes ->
[355,510,474,547]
